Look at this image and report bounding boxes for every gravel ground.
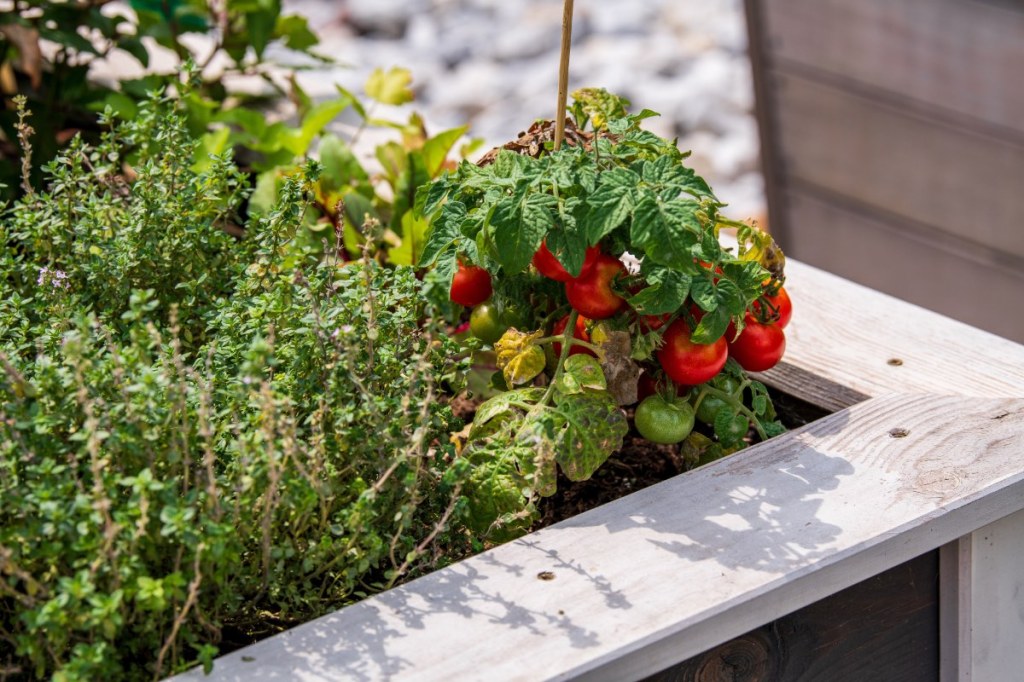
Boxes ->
[280,0,766,220]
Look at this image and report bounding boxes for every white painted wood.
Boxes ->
[169,394,1024,681]
[939,537,970,682]
[752,257,1024,410]
[965,508,1024,680]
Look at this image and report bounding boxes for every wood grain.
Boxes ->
[169,394,1024,681]
[760,0,1024,138]
[752,256,1024,410]
[771,71,1024,261]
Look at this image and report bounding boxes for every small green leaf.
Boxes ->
[550,391,628,481]
[274,14,318,51]
[691,306,730,344]
[555,355,606,395]
[365,66,414,106]
[390,211,429,266]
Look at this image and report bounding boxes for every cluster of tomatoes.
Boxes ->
[448,241,792,445]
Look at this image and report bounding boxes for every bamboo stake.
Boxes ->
[554,0,574,151]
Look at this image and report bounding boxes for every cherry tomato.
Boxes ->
[470,303,507,344]
[565,253,626,319]
[657,318,728,386]
[450,262,492,307]
[552,314,594,357]
[753,287,793,328]
[728,316,786,372]
[532,240,599,282]
[635,395,695,444]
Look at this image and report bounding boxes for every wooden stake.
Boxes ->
[554,0,574,151]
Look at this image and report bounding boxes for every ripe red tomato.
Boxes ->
[565,254,625,319]
[657,318,728,386]
[753,287,793,328]
[728,316,786,372]
[532,241,599,282]
[450,262,492,307]
[552,314,594,357]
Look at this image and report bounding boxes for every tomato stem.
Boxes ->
[697,383,767,441]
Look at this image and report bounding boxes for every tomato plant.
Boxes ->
[753,286,793,328]
[417,88,790,540]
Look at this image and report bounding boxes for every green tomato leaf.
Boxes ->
[318,134,368,191]
[630,194,702,270]
[550,390,628,481]
[555,354,606,395]
[691,306,730,344]
[629,265,691,315]
[490,192,556,274]
[583,168,639,243]
[471,387,546,432]
[365,66,414,106]
[274,14,318,51]
[419,200,466,267]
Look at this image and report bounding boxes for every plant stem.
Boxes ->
[538,310,578,406]
[698,383,767,440]
[553,0,574,150]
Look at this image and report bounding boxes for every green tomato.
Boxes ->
[470,303,507,344]
[635,395,695,445]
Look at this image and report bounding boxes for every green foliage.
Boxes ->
[0,99,473,680]
[0,0,326,200]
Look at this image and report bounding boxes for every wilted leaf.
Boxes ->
[549,390,627,481]
[495,329,546,387]
[590,327,640,406]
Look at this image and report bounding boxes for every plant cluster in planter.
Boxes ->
[0,76,791,678]
[419,89,791,539]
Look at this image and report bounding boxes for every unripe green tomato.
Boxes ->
[469,303,507,345]
[635,395,695,445]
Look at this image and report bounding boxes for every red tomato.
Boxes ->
[532,241,599,282]
[565,254,626,319]
[449,262,492,307]
[641,313,670,331]
[657,318,728,386]
[728,316,786,372]
[753,287,793,328]
[552,314,595,357]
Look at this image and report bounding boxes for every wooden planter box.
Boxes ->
[169,257,1024,681]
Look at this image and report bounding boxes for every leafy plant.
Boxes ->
[418,89,789,538]
[0,95,474,680]
[0,0,325,199]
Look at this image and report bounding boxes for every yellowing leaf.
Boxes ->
[495,329,546,386]
[365,67,414,106]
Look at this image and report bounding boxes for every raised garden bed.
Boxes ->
[170,258,1024,680]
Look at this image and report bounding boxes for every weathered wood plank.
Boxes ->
[760,0,1024,138]
[770,71,1024,261]
[645,551,940,682]
[752,251,1024,409]
[170,394,1024,681]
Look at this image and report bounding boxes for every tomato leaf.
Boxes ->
[555,354,607,395]
[549,390,628,481]
[691,306,730,344]
[495,330,546,386]
[490,192,556,274]
[582,168,639,243]
[630,194,702,269]
[629,265,691,315]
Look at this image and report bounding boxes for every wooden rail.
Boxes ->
[170,259,1024,681]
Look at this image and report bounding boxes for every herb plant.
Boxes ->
[0,96,474,680]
